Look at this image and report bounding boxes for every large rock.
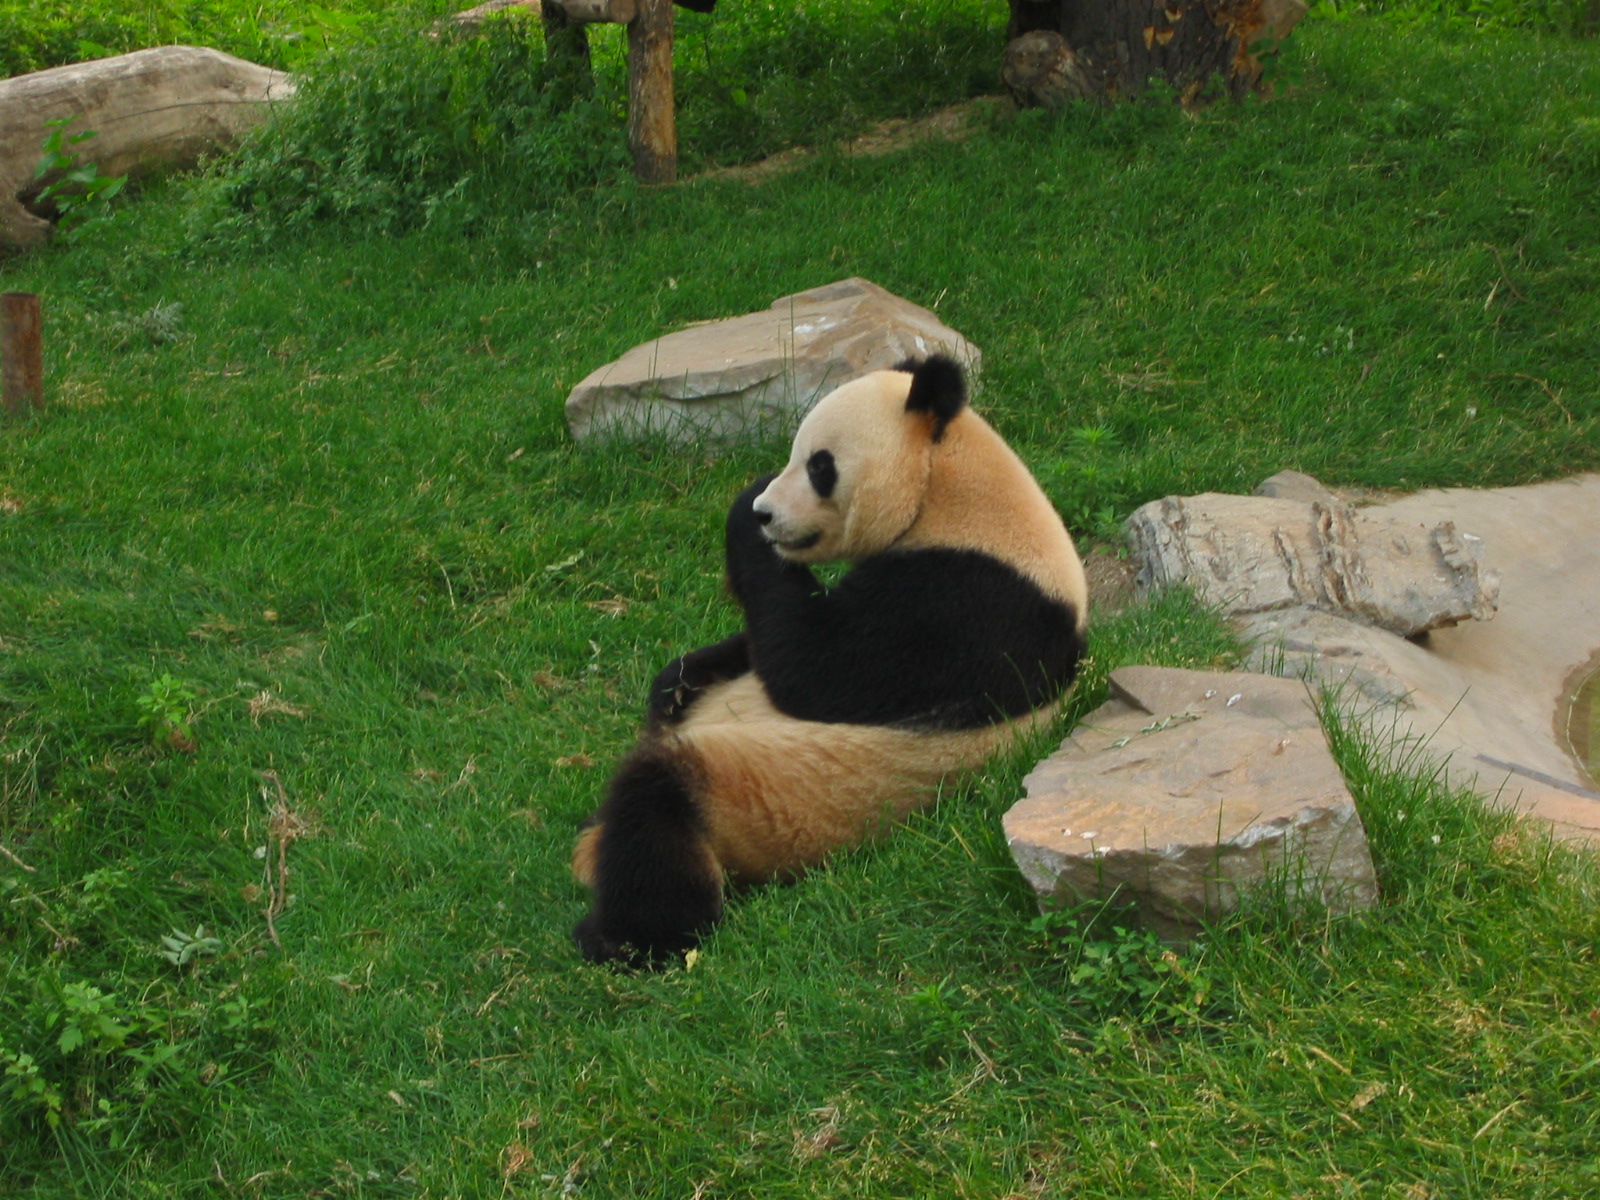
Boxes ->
[1124,491,1499,637]
[1,47,294,250]
[564,278,980,443]
[1005,666,1378,944]
[1231,473,1600,842]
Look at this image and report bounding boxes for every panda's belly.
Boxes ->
[677,673,782,728]
[671,674,1058,882]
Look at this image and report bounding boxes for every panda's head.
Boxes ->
[752,356,967,563]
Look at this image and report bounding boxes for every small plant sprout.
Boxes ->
[33,116,127,241]
[158,926,224,968]
[135,673,199,754]
[1069,423,1119,452]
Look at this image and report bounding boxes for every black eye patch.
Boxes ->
[806,449,838,498]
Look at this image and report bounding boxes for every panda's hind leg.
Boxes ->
[573,744,723,969]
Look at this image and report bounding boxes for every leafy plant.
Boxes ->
[901,978,973,1061]
[102,301,187,351]
[191,12,632,243]
[1039,423,1136,546]
[0,970,270,1142]
[157,926,224,968]
[1028,909,1217,1029]
[32,116,126,241]
[134,673,198,753]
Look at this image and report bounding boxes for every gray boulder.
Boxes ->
[564,278,980,443]
[1004,666,1379,945]
[1124,490,1499,637]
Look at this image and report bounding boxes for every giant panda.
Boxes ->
[571,355,1088,967]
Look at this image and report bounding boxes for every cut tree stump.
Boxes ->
[0,46,295,251]
[1004,0,1307,107]
[1,292,43,414]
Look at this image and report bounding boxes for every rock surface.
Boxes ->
[1005,666,1378,944]
[1252,468,1337,505]
[1231,473,1600,841]
[564,278,979,443]
[1125,491,1500,637]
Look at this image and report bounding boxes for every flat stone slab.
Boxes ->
[1006,666,1378,944]
[1125,491,1499,636]
[564,277,979,443]
[1234,473,1600,842]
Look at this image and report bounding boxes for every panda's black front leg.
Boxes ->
[724,475,821,617]
[644,632,751,728]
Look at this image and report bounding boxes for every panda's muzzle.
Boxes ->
[751,497,821,552]
[770,530,821,552]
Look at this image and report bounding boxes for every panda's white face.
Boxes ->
[752,371,932,564]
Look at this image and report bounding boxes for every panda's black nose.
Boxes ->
[753,508,773,526]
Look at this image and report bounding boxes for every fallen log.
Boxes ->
[1,46,295,251]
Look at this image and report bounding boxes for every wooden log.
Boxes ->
[556,0,637,22]
[1,293,43,415]
[0,47,295,251]
[627,0,677,184]
[441,0,545,32]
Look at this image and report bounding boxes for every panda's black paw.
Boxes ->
[644,635,751,728]
[645,662,697,727]
[725,475,783,602]
[573,913,691,972]
[725,474,778,543]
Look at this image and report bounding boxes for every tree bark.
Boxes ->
[627,0,677,184]
[1004,0,1307,107]
[0,46,293,251]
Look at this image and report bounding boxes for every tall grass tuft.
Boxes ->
[187,10,631,244]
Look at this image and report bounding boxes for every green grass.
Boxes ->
[0,0,392,78]
[3,10,1600,1198]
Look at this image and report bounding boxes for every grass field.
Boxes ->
[3,6,1600,1197]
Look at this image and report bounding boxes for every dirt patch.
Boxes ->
[692,96,1010,186]
[1084,546,1137,618]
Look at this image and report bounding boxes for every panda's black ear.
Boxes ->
[902,354,966,443]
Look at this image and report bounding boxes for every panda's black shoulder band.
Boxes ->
[901,354,967,443]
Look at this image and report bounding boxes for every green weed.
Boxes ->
[133,673,198,754]
[31,117,126,242]
[187,10,630,243]
[1026,909,1218,1029]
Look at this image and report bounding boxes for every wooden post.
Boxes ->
[1,292,42,414]
[627,0,676,184]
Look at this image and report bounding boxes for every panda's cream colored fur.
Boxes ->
[571,356,1086,968]
[574,672,1060,888]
